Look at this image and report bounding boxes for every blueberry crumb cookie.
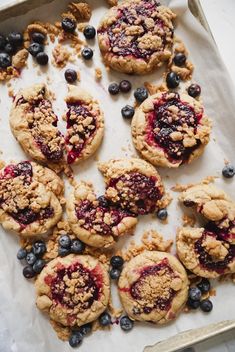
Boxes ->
[132,91,211,167]
[98,0,176,75]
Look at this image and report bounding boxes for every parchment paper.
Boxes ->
[0,0,235,351]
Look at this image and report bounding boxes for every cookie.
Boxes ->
[118,251,188,324]
[98,158,165,215]
[66,181,137,248]
[97,0,176,75]
[10,84,65,169]
[65,85,104,165]
[35,254,110,327]
[132,91,211,167]
[0,161,63,237]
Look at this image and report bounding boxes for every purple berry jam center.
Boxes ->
[205,220,235,242]
[11,206,54,226]
[1,161,33,179]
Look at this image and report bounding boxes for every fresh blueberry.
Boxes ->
[108,82,120,95]
[36,52,49,65]
[71,239,85,254]
[120,316,134,331]
[134,87,148,103]
[23,265,36,279]
[31,32,46,44]
[33,259,46,273]
[157,209,168,220]
[200,299,213,313]
[17,248,27,260]
[110,268,121,280]
[98,195,109,208]
[79,323,92,336]
[166,72,180,89]
[62,18,76,33]
[119,80,132,93]
[7,32,23,48]
[83,25,96,40]
[197,278,211,294]
[222,164,235,178]
[28,42,44,57]
[59,235,71,249]
[26,252,37,266]
[82,47,94,60]
[32,241,46,258]
[110,256,124,269]
[69,331,83,348]
[187,84,201,98]
[188,287,202,301]
[187,298,200,310]
[121,105,135,119]
[0,52,12,68]
[64,69,77,83]
[4,42,16,55]
[173,53,186,67]
[0,34,6,49]
[58,246,71,257]
[99,312,111,326]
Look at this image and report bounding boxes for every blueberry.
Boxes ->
[23,265,36,279]
[7,32,23,48]
[99,312,111,326]
[62,18,76,33]
[33,259,45,273]
[98,196,109,208]
[32,241,46,258]
[222,164,235,178]
[187,298,200,310]
[188,287,202,301]
[79,323,92,336]
[31,32,46,44]
[26,252,37,266]
[71,239,85,254]
[187,84,201,98]
[0,52,12,68]
[120,316,134,331]
[119,80,132,93]
[83,25,96,40]
[36,52,49,66]
[110,268,121,280]
[173,53,186,67]
[0,34,6,49]
[64,69,77,83]
[110,256,124,268]
[17,248,27,260]
[121,105,135,119]
[108,82,120,95]
[197,278,211,294]
[157,208,168,220]
[28,43,44,57]
[166,72,180,89]
[82,47,93,60]
[69,332,83,348]
[58,246,71,257]
[200,299,213,313]
[59,235,71,249]
[134,87,148,103]
[4,42,16,55]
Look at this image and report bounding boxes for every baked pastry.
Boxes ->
[118,251,188,324]
[66,181,137,248]
[65,85,104,164]
[10,84,65,168]
[35,254,110,327]
[0,161,63,237]
[132,92,211,168]
[98,158,165,215]
[98,0,176,74]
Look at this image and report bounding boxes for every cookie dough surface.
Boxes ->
[35,254,110,327]
[132,91,211,168]
[118,251,188,324]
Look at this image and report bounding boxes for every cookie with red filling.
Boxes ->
[132,92,211,167]
[98,158,165,215]
[65,85,104,165]
[35,254,110,327]
[118,251,188,324]
[66,181,137,248]
[98,0,176,74]
[0,161,63,237]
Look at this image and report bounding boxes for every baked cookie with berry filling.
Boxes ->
[65,85,104,165]
[10,84,65,170]
[118,251,188,324]
[35,254,110,327]
[0,161,62,237]
[98,0,176,75]
[66,181,137,248]
[98,158,165,215]
[132,92,211,168]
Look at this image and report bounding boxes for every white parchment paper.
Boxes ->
[0,0,235,351]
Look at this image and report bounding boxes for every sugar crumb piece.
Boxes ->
[77,22,88,32]
[68,2,91,22]
[106,0,118,6]
[95,68,102,81]
[202,176,217,184]
[144,81,167,95]
[182,214,196,227]
[8,88,14,98]
[52,44,71,68]
[0,160,5,169]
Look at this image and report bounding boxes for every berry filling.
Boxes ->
[66,102,97,164]
[146,93,203,163]
[107,172,162,215]
[11,206,54,226]
[206,220,235,243]
[0,161,32,180]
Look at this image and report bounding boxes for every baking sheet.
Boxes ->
[0,0,235,351]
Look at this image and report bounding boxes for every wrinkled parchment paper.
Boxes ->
[0,0,235,351]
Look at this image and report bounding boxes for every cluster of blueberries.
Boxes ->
[17,240,47,278]
[0,32,23,69]
[58,234,85,257]
[187,279,213,312]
